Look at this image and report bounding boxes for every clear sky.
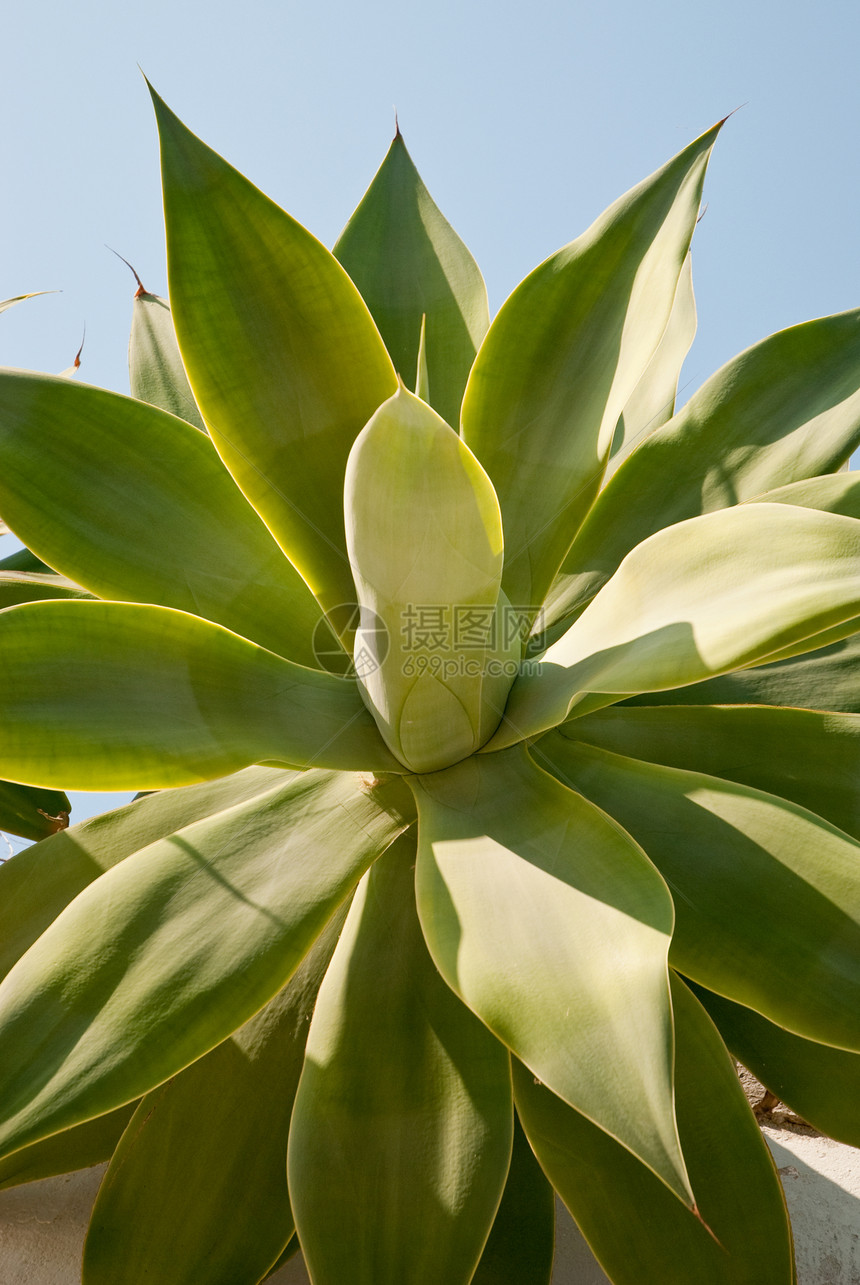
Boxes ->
[2,0,858,839]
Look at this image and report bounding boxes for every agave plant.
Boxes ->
[0,89,859,1285]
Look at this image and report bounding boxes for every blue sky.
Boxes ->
[2,0,858,834]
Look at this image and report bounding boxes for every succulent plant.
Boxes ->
[0,88,859,1284]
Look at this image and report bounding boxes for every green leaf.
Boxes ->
[622,630,860,714]
[0,766,299,981]
[539,734,860,1051]
[461,123,720,611]
[0,1104,136,1192]
[0,768,413,1163]
[0,369,323,666]
[689,981,860,1149]
[560,704,860,842]
[552,309,860,629]
[150,86,397,618]
[605,251,697,480]
[128,288,207,431]
[344,385,516,771]
[83,911,346,1285]
[411,745,690,1204]
[0,779,70,843]
[745,470,860,517]
[0,599,400,790]
[513,975,794,1285]
[0,569,92,610]
[492,504,860,747]
[334,130,489,428]
[471,1116,555,1285]
[289,831,511,1285]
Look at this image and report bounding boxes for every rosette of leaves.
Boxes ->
[0,88,859,1285]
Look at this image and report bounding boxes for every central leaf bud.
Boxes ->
[344,386,519,773]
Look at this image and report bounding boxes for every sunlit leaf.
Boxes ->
[345,385,515,771]
[289,832,511,1285]
[150,86,397,619]
[514,974,793,1285]
[0,369,323,666]
[605,251,696,480]
[560,703,860,841]
[462,123,720,611]
[0,767,297,981]
[623,630,860,715]
[411,745,690,1203]
[0,769,412,1163]
[83,913,346,1285]
[540,734,860,1051]
[335,130,489,427]
[492,504,860,747]
[551,309,860,630]
[0,599,400,790]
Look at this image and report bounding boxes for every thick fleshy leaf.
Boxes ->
[471,1116,555,1285]
[561,704,860,842]
[83,912,346,1285]
[491,504,860,747]
[539,734,860,1051]
[0,1104,136,1191]
[150,87,397,617]
[0,768,413,1163]
[623,630,860,715]
[746,470,860,517]
[461,123,720,611]
[513,975,793,1285]
[0,599,400,790]
[128,288,206,430]
[289,832,512,1285]
[605,252,696,480]
[345,386,516,771]
[411,746,690,1203]
[334,130,489,428]
[0,369,323,666]
[0,778,70,843]
[551,309,860,629]
[0,766,297,981]
[0,569,92,609]
[690,981,860,1148]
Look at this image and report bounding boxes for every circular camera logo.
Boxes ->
[311,603,389,680]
